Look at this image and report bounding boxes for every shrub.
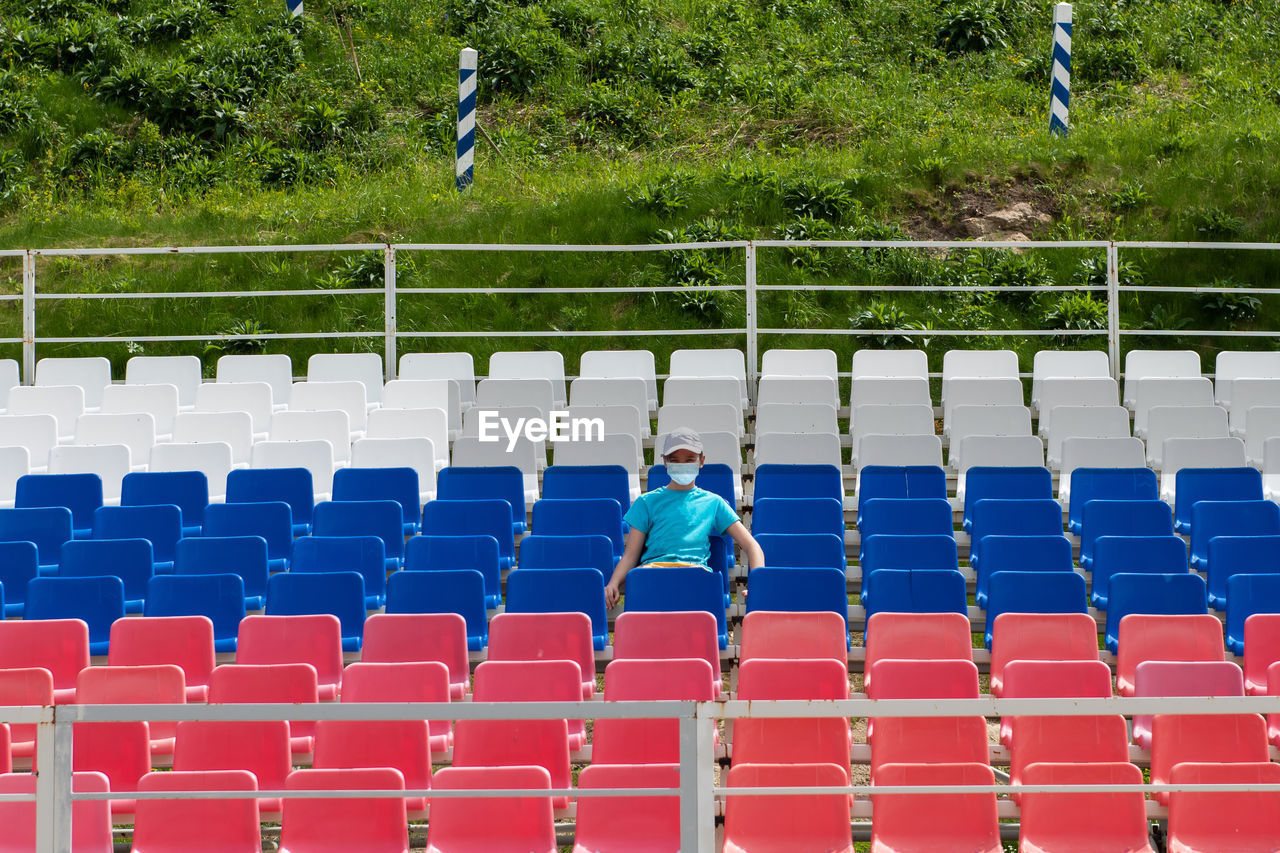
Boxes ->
[1043,291,1107,332]
[776,216,840,273]
[297,100,347,149]
[626,174,690,217]
[473,6,569,98]
[0,80,38,135]
[781,178,856,222]
[577,81,648,144]
[1199,284,1261,324]
[936,0,1008,54]
[1105,183,1150,213]
[0,148,25,203]
[1184,206,1245,239]
[320,252,389,289]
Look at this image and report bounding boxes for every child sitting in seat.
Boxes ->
[604,428,764,608]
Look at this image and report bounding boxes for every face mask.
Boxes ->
[666,462,700,486]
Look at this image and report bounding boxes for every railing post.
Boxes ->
[695,703,717,852]
[22,250,35,383]
[34,706,72,853]
[1106,242,1120,380]
[745,242,757,406]
[678,709,699,852]
[383,245,397,382]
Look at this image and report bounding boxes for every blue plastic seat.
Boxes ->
[15,473,103,539]
[421,499,516,571]
[1079,500,1173,570]
[266,571,367,653]
[332,466,422,536]
[202,501,294,572]
[1225,573,1280,655]
[403,535,503,608]
[856,465,948,501]
[862,568,967,626]
[25,575,125,655]
[145,573,246,653]
[1189,500,1280,572]
[507,567,610,650]
[969,498,1063,571]
[753,464,844,503]
[1206,535,1280,611]
[859,533,957,605]
[122,471,210,536]
[174,535,271,610]
[0,506,73,572]
[623,566,728,649]
[542,465,632,513]
[752,497,844,539]
[1091,535,1188,609]
[857,497,952,536]
[973,534,1073,608]
[516,533,614,574]
[744,566,850,647]
[1104,573,1209,653]
[648,463,736,508]
[961,467,1053,533]
[312,500,405,571]
[0,540,37,617]
[756,532,847,571]
[59,538,154,614]
[226,467,315,536]
[385,568,489,650]
[92,504,182,573]
[1172,468,1263,534]
[1067,468,1157,535]
[292,536,388,608]
[436,466,527,534]
[531,498,625,560]
[984,570,1088,648]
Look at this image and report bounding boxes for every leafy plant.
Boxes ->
[626,175,690,217]
[1106,183,1150,213]
[1043,292,1107,331]
[474,6,569,97]
[776,216,839,273]
[851,301,924,347]
[936,0,1008,54]
[204,318,274,356]
[1076,41,1146,85]
[781,178,856,222]
[321,252,389,289]
[1199,283,1262,324]
[1185,206,1245,239]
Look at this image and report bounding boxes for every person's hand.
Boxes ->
[605,581,621,609]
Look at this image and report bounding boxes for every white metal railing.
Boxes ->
[9,694,1280,852]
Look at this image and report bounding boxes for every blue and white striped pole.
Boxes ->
[286,0,302,17]
[1050,3,1072,137]
[457,48,477,192]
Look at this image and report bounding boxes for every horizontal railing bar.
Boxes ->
[33,289,386,300]
[32,244,386,257]
[751,240,1111,249]
[392,242,749,252]
[1118,329,1280,337]
[756,285,1108,292]
[711,696,1280,717]
[71,787,676,801]
[757,328,1107,336]
[0,707,52,724]
[1116,241,1280,250]
[397,329,746,338]
[715,783,1280,795]
[395,286,746,294]
[56,700,696,723]
[37,332,379,344]
[0,295,24,301]
[0,249,27,256]
[1121,286,1280,295]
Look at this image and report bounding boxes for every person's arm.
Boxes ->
[726,520,765,570]
[605,527,647,609]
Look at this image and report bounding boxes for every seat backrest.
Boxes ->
[450,433,539,478]
[365,408,449,465]
[399,352,476,407]
[1243,405,1280,466]
[207,662,319,705]
[857,497,953,537]
[382,379,459,434]
[541,465,632,512]
[870,762,1001,852]
[1150,713,1270,801]
[740,611,848,663]
[313,498,406,558]
[948,404,1031,446]
[269,409,350,463]
[612,610,721,681]
[754,432,842,468]
[122,470,210,527]
[145,574,246,650]
[225,468,314,527]
[48,444,130,503]
[1020,762,1151,852]
[489,351,567,406]
[1032,350,1111,399]
[361,612,469,688]
[404,534,502,604]
[25,576,124,651]
[622,567,726,647]
[1105,574,1209,652]
[205,500,294,560]
[1044,404,1130,467]
[426,766,554,853]
[384,569,489,650]
[579,350,658,406]
[762,348,838,381]
[856,465,947,501]
[1059,438,1148,503]
[0,771,113,853]
[1189,499,1280,569]
[265,571,366,647]
[669,348,746,401]
[961,466,1052,529]
[249,439,335,497]
[1243,612,1280,694]
[1168,761,1280,848]
[1133,376,1215,433]
[568,378,650,422]
[195,381,275,434]
[1228,377,1280,431]
[0,540,37,612]
[855,433,943,472]
[1226,573,1280,655]
[306,353,383,403]
[849,403,934,461]
[743,567,849,634]
[289,380,369,433]
[753,464,844,502]
[1115,613,1225,694]
[0,504,73,566]
[35,357,112,408]
[863,611,972,697]
[550,433,641,475]
[941,378,1023,428]
[60,537,154,603]
[108,615,216,689]
[984,571,1087,647]
[862,569,968,621]
[505,567,607,649]
[848,376,931,410]
[421,498,515,561]
[1092,534,1188,603]
[1173,467,1262,532]
[751,496,844,537]
[1079,499,1172,565]
[235,614,343,690]
[573,764,680,853]
[133,769,264,852]
[1065,466,1156,531]
[475,377,555,420]
[216,354,294,406]
[100,383,180,436]
[723,762,854,852]
[988,612,1100,695]
[281,768,407,853]
[851,348,927,380]
[869,658,979,699]
[953,434,1044,474]
[8,385,85,439]
[1161,437,1249,500]
[1215,351,1280,406]
[1123,349,1202,406]
[292,535,388,601]
[93,502,183,563]
[942,348,1018,384]
[172,723,290,802]
[15,472,102,533]
[756,375,838,408]
[488,612,595,689]
[125,355,202,406]
[756,531,846,571]
[1146,405,1228,466]
[0,414,57,467]
[0,619,87,693]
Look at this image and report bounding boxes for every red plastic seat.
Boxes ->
[362,612,470,700]
[425,766,555,853]
[1115,614,1224,696]
[0,726,8,773]
[572,763,679,853]
[741,611,849,663]
[1269,661,1280,747]
[1008,714,1128,790]
[723,762,853,853]
[730,658,851,780]
[864,612,972,697]
[870,762,1000,853]
[280,768,409,853]
[489,611,597,699]
[1150,713,1270,804]
[207,663,321,756]
[173,720,291,817]
[473,659,586,750]
[988,612,1100,696]
[76,664,185,757]
[108,616,216,702]
[1019,762,1155,853]
[866,659,987,782]
[132,770,260,853]
[341,661,452,755]
[236,614,344,701]
[613,611,721,697]
[313,719,433,817]
[0,618,89,703]
[1243,613,1280,695]
[72,718,150,816]
[0,667,53,764]
[594,658,715,764]
[1168,761,1280,853]
[1132,660,1244,749]
[999,659,1113,746]
[0,771,113,853]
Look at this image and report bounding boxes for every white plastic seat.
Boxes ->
[350,436,438,504]
[941,378,1024,435]
[1244,407,1280,468]
[762,349,838,383]
[947,405,1033,471]
[35,357,112,410]
[565,404,647,458]
[954,435,1045,503]
[195,381,274,439]
[0,359,20,410]
[74,412,156,471]
[854,433,943,493]
[290,380,369,439]
[849,376,931,412]
[1123,349,1201,408]
[100,383,180,439]
[269,410,352,465]
[1035,376,1120,437]
[849,404,934,467]
[0,445,29,506]
[756,403,839,437]
[1058,436,1146,504]
[1132,377,1215,437]
[383,379,461,438]
[125,356,202,408]
[149,442,234,501]
[1160,436,1247,503]
[657,403,742,439]
[172,411,254,467]
[754,432,843,468]
[49,443,131,504]
[1145,406,1229,469]
[662,377,743,422]
[580,350,658,413]
[489,351,566,408]
[1264,436,1280,501]
[552,433,643,500]
[7,385,85,441]
[670,349,747,408]
[1031,350,1110,409]
[463,405,548,470]
[251,439,336,501]
[399,352,477,411]
[568,377,651,427]
[1216,351,1280,408]
[475,378,555,422]
[216,354,294,408]
[941,349,1018,405]
[756,375,839,408]
[1044,406,1131,470]
[655,429,742,503]
[307,353,384,405]
[850,349,927,380]
[366,408,450,471]
[1228,378,1280,436]
[450,434,539,505]
[0,414,58,473]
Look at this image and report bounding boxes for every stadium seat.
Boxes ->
[579,350,658,408]
[0,619,88,703]
[436,465,530,535]
[758,372,839,407]
[489,612,596,699]
[551,434,644,497]
[954,439,1046,504]
[516,531,613,575]
[1160,437,1248,503]
[612,610,722,696]
[363,612,470,699]
[425,766,554,853]
[1243,613,1280,695]
[1034,366,1116,422]
[1149,712,1269,805]
[92,503,182,571]
[250,440,336,501]
[292,536,387,608]
[506,567,608,651]
[0,505,73,570]
[124,354,199,405]
[381,378,460,435]
[983,571,1087,648]
[476,658,586,749]
[1204,535,1280,612]
[974,534,1073,608]
[236,614,344,701]
[216,353,292,405]
[226,467,314,535]
[863,612,972,698]
[1145,405,1230,469]
[870,762,1000,853]
[731,658,851,776]
[1243,406,1280,467]
[1059,437,1148,506]
[849,375,931,412]
[1231,377,1280,432]
[969,497,1063,571]
[307,352,383,404]
[988,613,1101,696]
[999,659,1113,747]
[1172,467,1262,534]
[0,667,53,761]
[740,610,848,667]
[542,464,633,512]
[756,532,846,572]
[570,380,653,440]
[865,659,986,780]
[332,465,425,534]
[1132,660,1245,749]
[531,497,624,559]
[174,535,269,610]
[744,567,849,646]
[25,575,124,655]
[1089,535,1186,611]
[657,402,743,442]
[366,409,450,469]
[1043,404,1131,469]
[1167,761,1280,853]
[1115,613,1225,695]
[279,768,408,853]
[949,404,1032,465]
[1226,573,1280,655]
[860,535,961,598]
[0,446,29,508]
[757,402,840,439]
[723,762,854,853]
[36,356,111,406]
[474,376,555,420]
[386,568,489,650]
[147,443,233,503]
[943,378,1023,434]
[1064,467,1156,536]
[1105,573,1209,653]
[71,707,150,815]
[404,534,502,608]
[1079,498,1173,569]
[572,763,680,853]
[422,498,516,570]
[961,466,1052,533]
[195,382,274,444]
[145,574,246,654]
[852,348,928,380]
[15,472,102,538]
[107,616,215,703]
[311,499,404,571]
[76,664,185,757]
[132,769,260,853]
[754,431,843,469]
[1215,351,1280,405]
[1190,501,1280,577]
[855,467,947,505]
[400,352,476,410]
[9,384,85,442]
[270,410,351,466]
[623,566,726,649]
[206,663,320,756]
[752,464,843,505]
[0,415,57,475]
[863,569,968,624]
[59,537,153,613]
[314,709,436,814]
[1019,762,1155,853]
[0,771,113,853]
[266,571,365,653]
[203,500,293,571]
[493,350,569,404]
[290,380,369,438]
[0,540,36,617]
[1132,376,1214,436]
[848,403,934,467]
[74,412,156,470]
[854,435,944,484]
[751,496,844,538]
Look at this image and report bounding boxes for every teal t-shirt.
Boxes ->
[623,486,740,566]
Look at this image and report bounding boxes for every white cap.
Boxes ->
[662,428,703,458]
